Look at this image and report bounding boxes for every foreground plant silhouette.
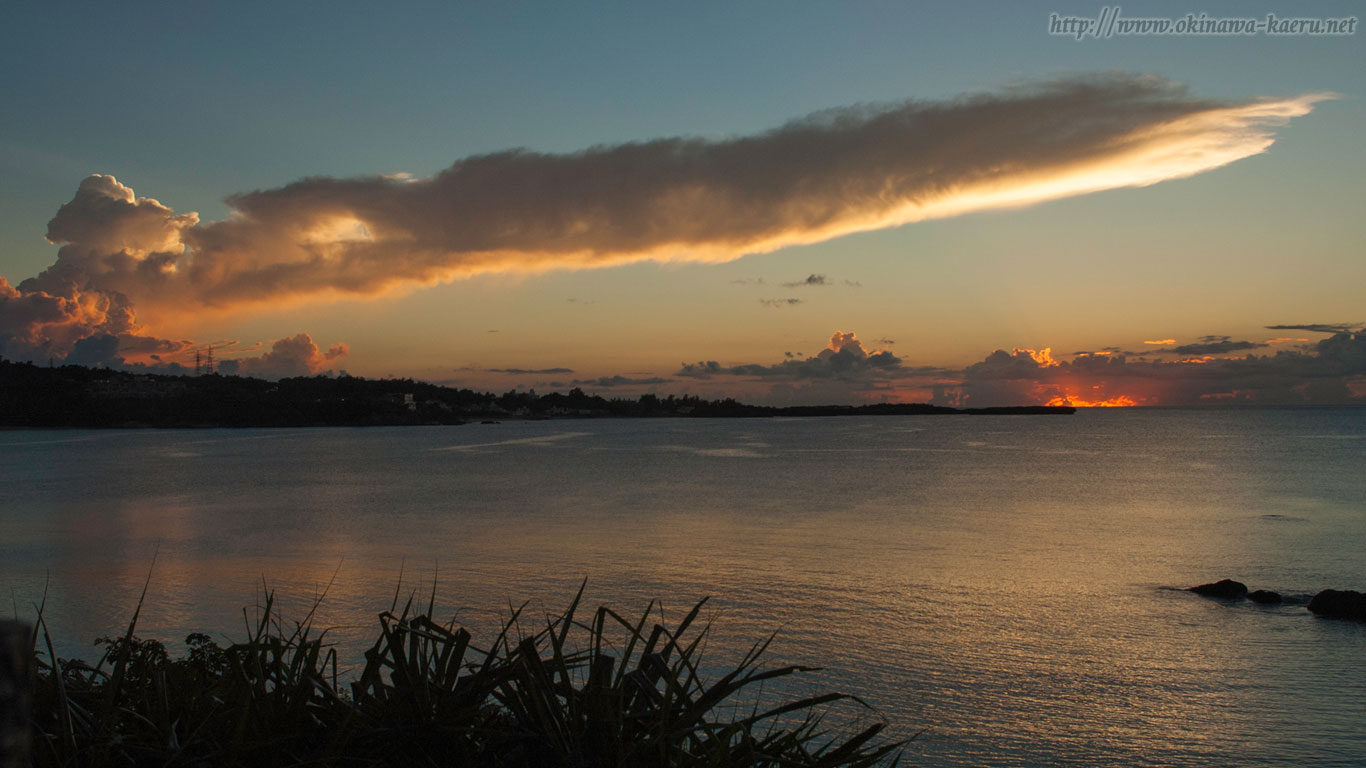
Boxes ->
[29,585,903,767]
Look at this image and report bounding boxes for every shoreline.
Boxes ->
[0,358,1073,428]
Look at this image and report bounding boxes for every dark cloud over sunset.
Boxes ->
[944,333,1366,407]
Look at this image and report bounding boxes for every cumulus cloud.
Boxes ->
[217,333,348,379]
[946,332,1366,406]
[679,331,904,380]
[672,330,968,406]
[0,273,189,364]
[672,329,972,404]
[0,176,347,374]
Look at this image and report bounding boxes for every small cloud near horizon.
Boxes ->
[571,375,674,388]
[1162,336,1268,356]
[779,273,860,288]
[1266,323,1363,334]
[487,367,575,375]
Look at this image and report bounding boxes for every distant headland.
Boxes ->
[0,359,1073,428]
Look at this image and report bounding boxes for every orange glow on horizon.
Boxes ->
[1046,393,1139,407]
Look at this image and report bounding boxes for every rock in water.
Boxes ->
[1308,589,1366,622]
[1248,590,1282,605]
[1188,579,1249,600]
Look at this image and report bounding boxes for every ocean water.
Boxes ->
[2,408,1364,766]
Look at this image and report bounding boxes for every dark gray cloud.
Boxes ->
[63,333,123,368]
[1087,346,1149,357]
[572,375,673,388]
[488,367,575,375]
[1164,336,1268,355]
[677,361,723,378]
[1266,323,1362,334]
[759,298,803,308]
[778,273,861,289]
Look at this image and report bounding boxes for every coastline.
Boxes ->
[0,358,1073,429]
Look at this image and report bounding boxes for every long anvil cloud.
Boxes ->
[1,74,1330,360]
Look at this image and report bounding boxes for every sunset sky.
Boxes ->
[2,1,1362,405]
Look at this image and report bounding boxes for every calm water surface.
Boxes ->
[3,408,1365,766]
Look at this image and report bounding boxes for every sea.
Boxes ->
[2,408,1364,766]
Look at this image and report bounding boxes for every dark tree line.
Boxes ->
[0,359,1070,428]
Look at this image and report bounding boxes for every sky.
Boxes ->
[1,0,1362,406]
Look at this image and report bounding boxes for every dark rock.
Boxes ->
[1307,589,1366,622]
[1188,579,1248,600]
[1248,590,1282,605]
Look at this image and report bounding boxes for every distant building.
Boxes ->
[384,392,417,411]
